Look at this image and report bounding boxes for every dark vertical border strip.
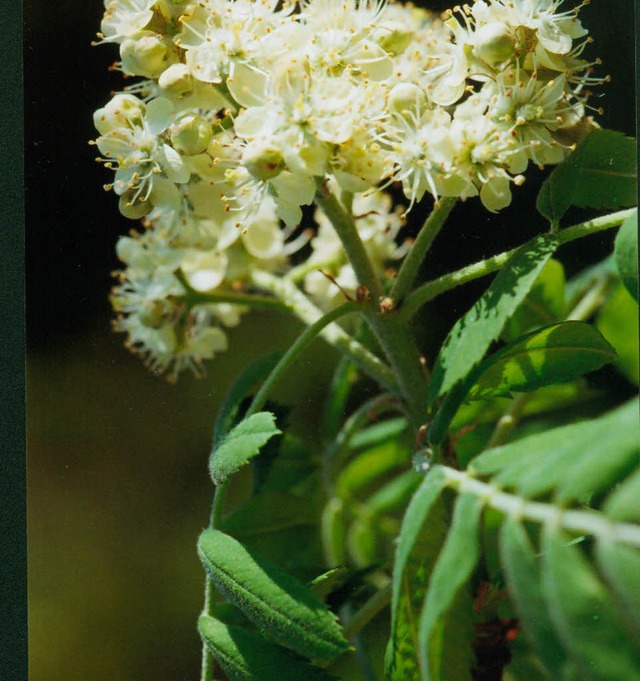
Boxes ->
[0,0,26,680]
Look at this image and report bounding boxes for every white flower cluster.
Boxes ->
[94,0,603,376]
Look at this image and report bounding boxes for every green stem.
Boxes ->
[315,183,430,429]
[342,583,393,640]
[200,478,231,681]
[442,466,640,547]
[245,302,359,418]
[250,270,398,392]
[402,208,635,319]
[175,269,290,312]
[485,393,531,450]
[314,180,383,300]
[390,198,457,304]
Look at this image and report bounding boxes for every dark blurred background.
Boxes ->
[25,2,635,679]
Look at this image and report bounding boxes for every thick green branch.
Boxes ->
[402,208,635,319]
[315,180,383,300]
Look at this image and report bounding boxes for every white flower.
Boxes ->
[94,95,191,217]
[100,0,157,43]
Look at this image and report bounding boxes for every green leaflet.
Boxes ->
[198,615,336,681]
[502,259,566,342]
[198,529,349,662]
[428,234,558,406]
[541,527,640,681]
[468,322,616,399]
[428,321,615,445]
[537,129,637,226]
[470,399,639,502]
[209,412,281,486]
[614,209,638,301]
[418,493,483,681]
[596,283,639,384]
[308,567,352,602]
[499,517,569,680]
[603,468,640,523]
[595,540,640,636]
[385,467,447,680]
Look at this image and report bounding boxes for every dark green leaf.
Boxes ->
[537,130,637,225]
[541,527,640,681]
[198,529,349,662]
[503,259,566,341]
[429,322,614,445]
[597,282,639,385]
[595,540,640,636]
[385,467,447,679]
[418,493,483,680]
[614,209,638,301]
[428,234,558,406]
[198,615,336,681]
[468,322,616,399]
[222,491,320,537]
[209,412,281,486]
[499,517,569,679]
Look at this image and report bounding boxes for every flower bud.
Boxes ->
[242,143,285,181]
[118,191,153,219]
[120,32,174,78]
[474,23,516,66]
[170,114,213,155]
[158,63,194,98]
[93,94,145,135]
[388,83,427,115]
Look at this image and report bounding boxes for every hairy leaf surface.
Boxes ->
[198,529,349,662]
[209,412,281,486]
[198,615,336,680]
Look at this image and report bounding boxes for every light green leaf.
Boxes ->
[336,438,406,497]
[499,517,569,679]
[198,529,349,662]
[385,467,447,680]
[537,130,637,225]
[428,234,558,406]
[503,259,566,341]
[418,493,483,681]
[209,412,281,486]
[541,527,640,681]
[596,282,639,384]
[470,399,639,502]
[198,615,336,681]
[614,209,638,301]
[603,468,640,523]
[468,322,616,399]
[595,540,640,636]
[308,567,351,602]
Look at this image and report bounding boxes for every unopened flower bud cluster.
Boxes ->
[94,0,603,377]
